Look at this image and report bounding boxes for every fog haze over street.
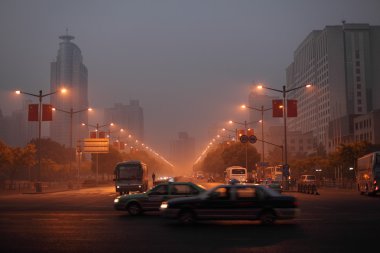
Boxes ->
[1,0,380,157]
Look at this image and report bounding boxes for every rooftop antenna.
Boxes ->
[59,27,74,42]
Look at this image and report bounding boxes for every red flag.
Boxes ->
[287,100,298,117]
[90,131,97,138]
[272,100,283,117]
[42,104,53,121]
[28,104,39,121]
[98,131,106,138]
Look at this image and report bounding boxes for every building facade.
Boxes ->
[286,23,380,153]
[50,33,89,149]
[104,100,144,142]
[170,132,195,172]
[0,100,39,147]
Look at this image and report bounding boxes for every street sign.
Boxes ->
[249,135,257,144]
[239,135,249,143]
[82,138,109,153]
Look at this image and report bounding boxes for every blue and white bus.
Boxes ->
[357,152,380,195]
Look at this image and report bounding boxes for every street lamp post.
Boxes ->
[228,120,258,170]
[241,105,272,163]
[16,88,66,192]
[53,107,91,179]
[257,84,311,176]
[82,122,114,184]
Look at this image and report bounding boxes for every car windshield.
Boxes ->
[116,165,142,179]
[257,185,281,197]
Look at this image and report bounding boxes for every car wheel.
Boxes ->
[127,203,142,216]
[260,210,276,225]
[178,209,196,224]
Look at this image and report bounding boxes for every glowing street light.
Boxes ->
[241,104,272,163]
[15,88,67,191]
[52,107,92,178]
[256,83,311,178]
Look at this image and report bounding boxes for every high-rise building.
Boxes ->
[0,100,38,147]
[104,100,144,141]
[50,32,89,149]
[286,23,380,153]
[170,132,195,172]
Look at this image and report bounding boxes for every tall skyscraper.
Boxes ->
[170,132,195,172]
[50,32,89,149]
[286,23,380,153]
[104,100,144,141]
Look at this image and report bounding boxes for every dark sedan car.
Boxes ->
[160,184,299,224]
[114,182,206,216]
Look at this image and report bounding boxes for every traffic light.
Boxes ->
[247,128,254,136]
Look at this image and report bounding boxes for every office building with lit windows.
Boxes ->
[286,23,380,153]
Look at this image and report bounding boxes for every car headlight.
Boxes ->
[114,198,120,203]
[160,201,168,209]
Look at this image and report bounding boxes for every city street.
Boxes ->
[1,185,379,253]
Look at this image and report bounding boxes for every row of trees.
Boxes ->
[0,138,173,185]
[194,140,380,181]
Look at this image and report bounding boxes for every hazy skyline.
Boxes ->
[1,0,380,159]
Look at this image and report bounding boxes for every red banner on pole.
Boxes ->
[287,100,298,117]
[272,100,283,117]
[28,104,39,121]
[98,131,106,138]
[90,131,97,138]
[42,104,53,121]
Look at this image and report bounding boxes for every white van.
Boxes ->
[300,175,316,185]
[225,166,247,184]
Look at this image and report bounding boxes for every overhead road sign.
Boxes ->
[82,138,109,153]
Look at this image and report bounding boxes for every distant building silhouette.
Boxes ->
[0,100,38,147]
[170,132,195,172]
[50,32,89,148]
[104,100,144,142]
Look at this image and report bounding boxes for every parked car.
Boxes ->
[299,175,316,185]
[114,182,206,216]
[260,179,283,193]
[160,184,299,225]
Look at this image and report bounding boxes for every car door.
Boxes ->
[233,186,261,220]
[145,184,169,210]
[197,186,233,219]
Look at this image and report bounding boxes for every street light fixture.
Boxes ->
[82,122,114,184]
[228,119,260,170]
[15,88,67,192]
[52,107,92,178]
[241,104,272,163]
[257,83,311,176]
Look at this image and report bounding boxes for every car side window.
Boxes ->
[236,187,256,200]
[170,184,197,195]
[150,185,168,195]
[212,187,230,200]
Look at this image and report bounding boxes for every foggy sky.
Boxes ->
[1,0,380,159]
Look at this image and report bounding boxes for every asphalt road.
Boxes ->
[0,185,379,253]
